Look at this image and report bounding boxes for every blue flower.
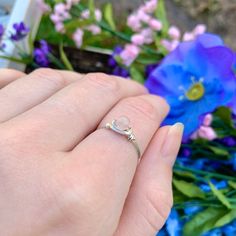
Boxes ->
[145,34,236,140]
[10,22,30,41]
[165,209,182,236]
[33,40,51,67]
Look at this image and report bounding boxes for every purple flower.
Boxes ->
[0,24,4,38]
[33,40,51,67]
[10,22,30,41]
[145,33,236,140]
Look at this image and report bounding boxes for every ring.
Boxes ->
[105,116,141,162]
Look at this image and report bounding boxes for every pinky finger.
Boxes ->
[114,123,184,236]
[0,69,25,89]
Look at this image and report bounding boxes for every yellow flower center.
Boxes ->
[185,82,205,101]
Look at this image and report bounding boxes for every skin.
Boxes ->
[0,69,183,236]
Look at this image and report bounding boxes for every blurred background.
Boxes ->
[97,0,236,50]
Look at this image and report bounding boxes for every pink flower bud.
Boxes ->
[137,9,151,23]
[95,9,102,21]
[193,24,207,36]
[170,39,180,51]
[149,19,162,31]
[140,28,153,44]
[131,34,145,45]
[120,44,140,66]
[183,32,195,41]
[161,39,172,51]
[203,114,213,126]
[198,126,217,141]
[54,3,67,15]
[50,14,61,24]
[55,22,65,33]
[168,26,181,40]
[81,9,90,19]
[127,14,141,32]
[73,28,84,48]
[142,0,158,14]
[86,25,101,35]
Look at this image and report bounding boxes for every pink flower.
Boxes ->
[86,25,101,35]
[203,114,213,126]
[140,28,153,44]
[127,14,141,32]
[95,9,102,21]
[50,14,61,24]
[131,34,145,45]
[120,44,140,66]
[149,19,162,31]
[193,24,207,36]
[137,9,151,23]
[142,0,158,14]
[168,26,181,40]
[66,0,80,8]
[198,126,217,141]
[170,39,180,51]
[55,22,65,33]
[73,28,84,48]
[161,39,179,51]
[81,9,90,19]
[54,3,67,15]
[183,32,195,41]
[36,0,51,13]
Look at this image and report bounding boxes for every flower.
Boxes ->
[165,208,182,236]
[36,0,51,13]
[10,22,29,41]
[73,29,84,48]
[120,44,140,66]
[0,24,6,50]
[33,40,51,67]
[145,33,236,140]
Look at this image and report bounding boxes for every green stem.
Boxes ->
[174,164,236,181]
[48,53,66,69]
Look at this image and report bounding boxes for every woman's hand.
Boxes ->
[0,69,183,236]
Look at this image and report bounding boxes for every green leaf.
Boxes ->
[209,182,232,209]
[0,55,30,64]
[155,0,169,34]
[64,19,93,31]
[214,106,233,127]
[137,54,160,65]
[129,66,145,84]
[173,179,205,199]
[228,181,236,189]
[88,0,95,19]
[214,209,236,228]
[183,207,227,236]
[59,43,74,71]
[104,3,116,30]
[208,146,229,157]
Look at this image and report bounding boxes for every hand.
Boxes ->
[0,69,183,236]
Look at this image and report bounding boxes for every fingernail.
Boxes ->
[160,123,184,167]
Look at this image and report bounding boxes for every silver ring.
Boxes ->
[105,116,141,162]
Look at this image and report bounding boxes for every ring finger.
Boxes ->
[63,94,169,235]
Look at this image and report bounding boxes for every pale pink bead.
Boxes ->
[198,126,217,141]
[161,39,172,51]
[120,44,140,66]
[149,19,162,31]
[86,25,101,35]
[73,28,84,48]
[183,32,195,41]
[193,24,207,36]
[143,0,158,14]
[140,28,153,44]
[131,34,145,45]
[55,22,65,33]
[50,14,61,24]
[203,114,213,127]
[168,26,181,40]
[81,9,90,19]
[137,9,151,23]
[37,0,51,13]
[127,14,141,32]
[95,9,102,21]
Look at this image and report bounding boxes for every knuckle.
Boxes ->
[122,96,158,121]
[85,73,119,92]
[32,68,66,88]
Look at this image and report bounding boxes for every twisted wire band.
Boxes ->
[105,119,141,162]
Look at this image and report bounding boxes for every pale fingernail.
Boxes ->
[160,122,184,166]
